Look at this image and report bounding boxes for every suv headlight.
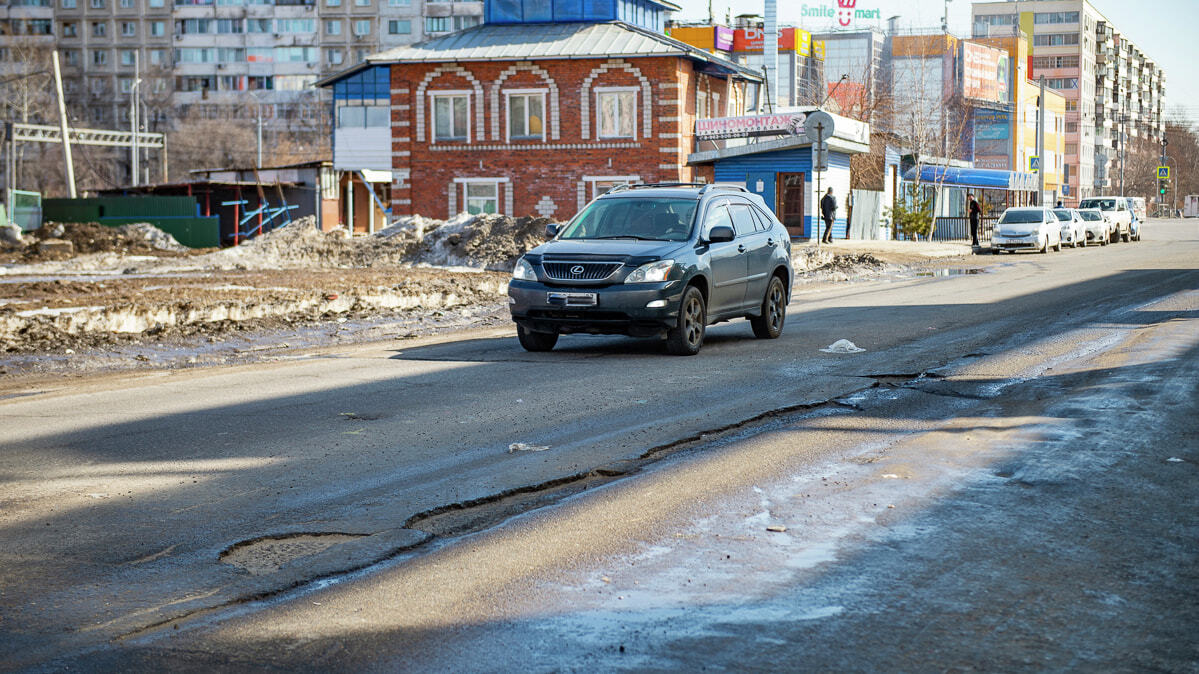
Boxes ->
[625,259,674,283]
[512,257,536,281]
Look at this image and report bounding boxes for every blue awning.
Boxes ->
[903,165,1037,191]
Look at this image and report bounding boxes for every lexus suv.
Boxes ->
[508,183,794,355]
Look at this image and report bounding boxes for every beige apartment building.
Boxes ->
[0,0,481,131]
[971,0,1165,204]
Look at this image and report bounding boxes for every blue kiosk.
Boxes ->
[688,109,871,239]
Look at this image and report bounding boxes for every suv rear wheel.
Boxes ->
[517,325,558,352]
[750,276,786,339]
[666,286,706,356]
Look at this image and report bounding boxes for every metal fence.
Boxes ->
[929,216,999,242]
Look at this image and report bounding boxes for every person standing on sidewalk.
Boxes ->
[968,193,982,249]
[820,188,837,244]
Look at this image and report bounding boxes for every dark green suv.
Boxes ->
[508,183,793,355]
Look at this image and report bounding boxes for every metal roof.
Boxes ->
[343,21,760,82]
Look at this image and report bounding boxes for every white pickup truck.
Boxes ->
[1078,196,1136,242]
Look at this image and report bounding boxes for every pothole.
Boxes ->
[220,533,366,576]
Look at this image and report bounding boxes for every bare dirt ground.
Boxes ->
[0,218,985,384]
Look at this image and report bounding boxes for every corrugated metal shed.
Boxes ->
[314,22,759,86]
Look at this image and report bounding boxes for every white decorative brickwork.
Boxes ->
[430,141,640,152]
[448,182,457,215]
[395,137,411,143]
[415,64,484,143]
[659,132,680,139]
[660,146,678,153]
[660,116,680,122]
[491,61,561,141]
[576,181,587,211]
[504,182,514,216]
[579,59,652,140]
[395,120,411,128]
[535,195,556,218]
[391,88,409,95]
[394,198,412,205]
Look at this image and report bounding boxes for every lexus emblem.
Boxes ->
[570,265,585,275]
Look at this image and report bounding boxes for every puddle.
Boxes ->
[913,268,986,278]
[220,533,365,576]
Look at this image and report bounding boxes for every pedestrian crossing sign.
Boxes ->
[1029,156,1041,172]
[1157,166,1170,179]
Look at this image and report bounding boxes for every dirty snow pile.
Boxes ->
[791,245,888,276]
[116,213,555,273]
[116,223,190,252]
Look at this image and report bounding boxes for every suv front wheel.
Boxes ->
[666,286,706,356]
[517,324,558,352]
[750,276,786,339]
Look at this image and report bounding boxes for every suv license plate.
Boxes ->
[548,292,598,307]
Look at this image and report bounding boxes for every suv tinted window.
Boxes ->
[728,204,757,236]
[748,206,773,231]
[559,197,698,241]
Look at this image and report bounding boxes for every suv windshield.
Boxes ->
[1052,209,1073,220]
[559,197,699,241]
[1079,199,1115,211]
[999,210,1044,224]
[1079,210,1103,221]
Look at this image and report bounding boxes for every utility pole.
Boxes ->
[130,51,139,187]
[52,51,77,199]
[1036,76,1045,205]
[1118,96,1126,197]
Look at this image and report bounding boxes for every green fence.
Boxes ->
[42,197,220,248]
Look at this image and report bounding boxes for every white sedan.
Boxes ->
[1077,208,1112,246]
[1053,208,1087,248]
[992,207,1063,254]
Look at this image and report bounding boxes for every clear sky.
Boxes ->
[669,0,1199,124]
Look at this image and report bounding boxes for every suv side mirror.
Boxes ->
[545,223,560,238]
[705,224,735,243]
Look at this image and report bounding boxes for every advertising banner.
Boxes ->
[795,28,812,57]
[974,109,1010,140]
[732,27,796,52]
[813,39,826,60]
[962,42,1008,104]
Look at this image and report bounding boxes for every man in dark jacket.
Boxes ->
[968,193,982,249]
[820,188,836,244]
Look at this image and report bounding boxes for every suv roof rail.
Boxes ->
[699,183,750,195]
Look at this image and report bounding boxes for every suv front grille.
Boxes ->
[542,262,622,281]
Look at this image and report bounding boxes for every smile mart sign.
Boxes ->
[802,0,882,27]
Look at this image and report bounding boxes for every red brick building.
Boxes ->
[320,20,761,223]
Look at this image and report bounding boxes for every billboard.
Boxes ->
[962,42,1009,104]
[733,27,796,52]
[974,109,1010,140]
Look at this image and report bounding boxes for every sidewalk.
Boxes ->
[792,237,976,264]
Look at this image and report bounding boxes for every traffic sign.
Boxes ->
[1029,156,1040,172]
[804,110,835,143]
[1157,166,1170,179]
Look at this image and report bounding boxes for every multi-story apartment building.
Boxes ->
[971,0,1165,204]
[0,0,482,132]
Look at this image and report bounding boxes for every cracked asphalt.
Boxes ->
[2,220,1197,671]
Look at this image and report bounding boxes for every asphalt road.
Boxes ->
[2,220,1197,671]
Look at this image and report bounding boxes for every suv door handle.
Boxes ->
[737,244,747,254]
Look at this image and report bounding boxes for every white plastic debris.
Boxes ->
[508,442,550,453]
[1166,457,1184,463]
[820,339,866,353]
[881,474,901,479]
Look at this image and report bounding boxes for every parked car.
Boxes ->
[992,207,1062,253]
[1077,208,1112,246]
[1052,208,1087,248]
[1129,196,1147,224]
[1078,196,1133,242]
[508,183,794,355]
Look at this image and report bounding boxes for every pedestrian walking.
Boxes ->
[968,193,982,249]
[820,188,836,244]
[1056,199,1063,208]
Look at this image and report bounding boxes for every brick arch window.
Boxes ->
[490,62,560,141]
[579,59,652,140]
[414,64,484,143]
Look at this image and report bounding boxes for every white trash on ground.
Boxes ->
[820,339,866,353]
[508,442,550,453]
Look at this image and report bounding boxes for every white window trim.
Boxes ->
[429,90,471,144]
[504,88,547,144]
[583,174,639,199]
[594,86,639,141]
[453,177,508,216]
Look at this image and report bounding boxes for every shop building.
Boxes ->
[317,0,762,224]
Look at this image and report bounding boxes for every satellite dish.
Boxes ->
[804,110,835,143]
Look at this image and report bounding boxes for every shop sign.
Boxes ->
[714,26,734,51]
[974,109,1010,140]
[975,156,1010,170]
[733,27,796,52]
[696,112,807,140]
[813,40,826,60]
[802,1,882,27]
